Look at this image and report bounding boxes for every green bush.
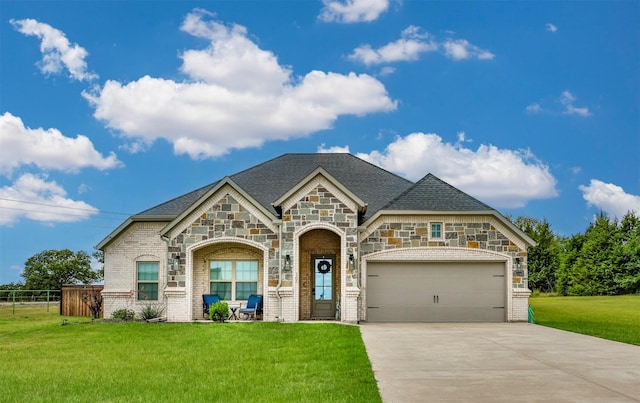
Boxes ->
[208,301,229,322]
[112,308,135,321]
[140,303,164,321]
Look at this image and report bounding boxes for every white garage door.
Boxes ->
[366,262,506,322]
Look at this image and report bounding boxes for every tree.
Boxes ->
[615,212,640,293]
[21,249,102,290]
[0,282,24,290]
[514,216,561,292]
[555,233,584,295]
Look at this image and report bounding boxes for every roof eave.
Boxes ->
[95,215,175,250]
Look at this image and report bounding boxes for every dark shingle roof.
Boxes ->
[136,181,219,216]
[133,153,414,220]
[132,154,493,222]
[229,153,412,219]
[383,173,493,211]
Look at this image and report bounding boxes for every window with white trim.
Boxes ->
[210,260,258,300]
[137,262,159,300]
[430,222,443,239]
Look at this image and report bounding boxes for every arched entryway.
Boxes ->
[298,229,341,320]
[185,237,269,320]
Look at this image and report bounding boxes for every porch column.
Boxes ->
[341,288,361,322]
[165,288,187,322]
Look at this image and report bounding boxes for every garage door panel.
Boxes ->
[367,262,506,322]
[368,305,440,322]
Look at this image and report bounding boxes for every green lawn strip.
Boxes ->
[528,295,640,345]
[0,307,380,402]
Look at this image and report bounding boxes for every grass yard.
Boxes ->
[0,305,381,402]
[528,294,640,346]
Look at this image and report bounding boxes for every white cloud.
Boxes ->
[560,90,591,116]
[350,26,493,66]
[10,18,97,81]
[378,66,396,76]
[456,131,472,143]
[442,39,495,61]
[527,91,591,117]
[317,143,351,153]
[356,132,558,208]
[349,25,438,65]
[525,103,543,114]
[0,112,122,176]
[83,10,397,159]
[180,9,291,94]
[546,23,558,33]
[0,174,99,226]
[579,179,640,219]
[319,0,389,23]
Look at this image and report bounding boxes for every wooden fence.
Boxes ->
[61,285,103,317]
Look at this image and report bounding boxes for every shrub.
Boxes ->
[140,303,165,321]
[208,301,229,322]
[112,308,135,321]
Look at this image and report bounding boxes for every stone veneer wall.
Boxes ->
[360,217,529,289]
[281,184,359,285]
[169,193,279,286]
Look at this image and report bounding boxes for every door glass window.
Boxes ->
[314,258,332,301]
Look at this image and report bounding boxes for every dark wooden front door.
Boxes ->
[312,255,335,319]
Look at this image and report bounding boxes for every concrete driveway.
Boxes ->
[359,323,639,402]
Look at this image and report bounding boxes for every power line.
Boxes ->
[0,197,132,216]
[0,206,128,221]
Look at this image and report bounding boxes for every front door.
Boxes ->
[312,255,335,319]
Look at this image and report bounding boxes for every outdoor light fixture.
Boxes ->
[515,257,521,268]
[284,254,291,271]
[348,253,355,270]
[173,256,180,271]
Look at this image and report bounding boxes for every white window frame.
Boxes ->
[209,260,258,301]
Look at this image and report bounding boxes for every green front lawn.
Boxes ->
[528,295,640,345]
[0,305,381,402]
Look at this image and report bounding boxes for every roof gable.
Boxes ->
[160,177,278,237]
[383,173,493,211]
[229,153,412,219]
[273,167,367,214]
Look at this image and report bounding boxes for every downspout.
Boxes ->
[275,222,284,322]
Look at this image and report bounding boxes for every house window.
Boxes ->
[137,262,159,300]
[430,222,443,239]
[210,260,258,301]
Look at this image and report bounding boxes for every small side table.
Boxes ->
[228,306,239,320]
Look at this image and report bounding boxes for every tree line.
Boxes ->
[515,211,640,295]
[0,249,103,291]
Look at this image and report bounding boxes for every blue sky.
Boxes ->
[1,0,639,285]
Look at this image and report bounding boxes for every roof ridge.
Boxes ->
[380,173,431,210]
[427,174,493,210]
[381,172,493,211]
[342,153,414,184]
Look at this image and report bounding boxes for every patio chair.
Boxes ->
[202,294,220,318]
[239,294,263,320]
